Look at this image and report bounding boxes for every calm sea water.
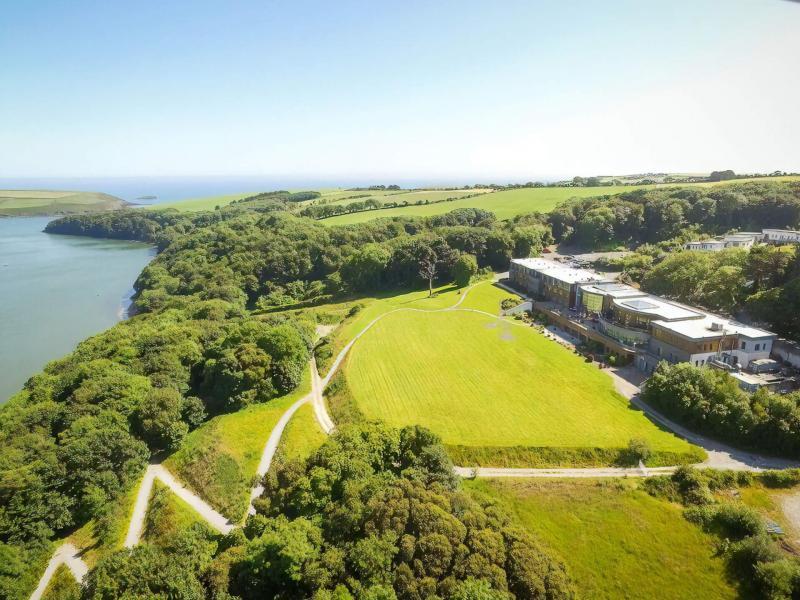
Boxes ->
[0,217,154,402]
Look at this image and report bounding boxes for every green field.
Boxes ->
[275,402,327,463]
[467,478,737,599]
[0,189,127,216]
[314,187,494,207]
[154,191,256,212]
[318,176,800,225]
[343,289,699,466]
[163,369,311,521]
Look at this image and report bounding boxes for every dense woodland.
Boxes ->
[3,180,800,598]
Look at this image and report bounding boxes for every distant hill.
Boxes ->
[0,190,129,216]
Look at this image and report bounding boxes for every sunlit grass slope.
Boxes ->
[466,478,737,600]
[344,307,696,463]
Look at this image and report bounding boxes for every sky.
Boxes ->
[1,0,798,183]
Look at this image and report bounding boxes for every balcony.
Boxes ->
[597,316,650,348]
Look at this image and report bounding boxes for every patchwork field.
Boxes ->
[343,299,699,466]
[0,189,127,216]
[318,176,800,225]
[314,187,494,207]
[466,478,737,599]
[163,369,311,521]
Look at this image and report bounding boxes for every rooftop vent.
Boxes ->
[709,322,724,332]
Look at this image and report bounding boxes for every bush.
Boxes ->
[500,297,519,311]
[685,503,764,540]
[761,469,800,489]
[727,534,781,580]
[626,438,651,465]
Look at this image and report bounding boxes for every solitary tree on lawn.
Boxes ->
[419,253,437,297]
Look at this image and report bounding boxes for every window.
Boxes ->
[740,341,746,350]
[754,343,760,351]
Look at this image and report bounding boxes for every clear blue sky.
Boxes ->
[1,0,798,182]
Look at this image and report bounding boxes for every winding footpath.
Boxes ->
[30,280,798,597]
[29,544,88,600]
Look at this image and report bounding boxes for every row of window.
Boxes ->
[740,341,766,351]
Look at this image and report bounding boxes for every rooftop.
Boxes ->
[580,282,646,299]
[511,257,608,285]
[612,295,702,321]
[652,314,776,340]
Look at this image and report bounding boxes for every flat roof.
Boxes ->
[579,282,646,299]
[763,228,800,234]
[511,257,608,285]
[652,314,776,340]
[612,295,702,321]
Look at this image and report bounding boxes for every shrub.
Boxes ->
[761,469,800,489]
[685,503,764,540]
[500,297,519,311]
[626,438,651,465]
[727,534,781,580]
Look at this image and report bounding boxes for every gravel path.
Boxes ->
[125,464,234,548]
[781,492,800,544]
[29,543,88,600]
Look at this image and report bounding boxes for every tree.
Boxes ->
[340,244,391,292]
[452,254,478,287]
[419,253,437,297]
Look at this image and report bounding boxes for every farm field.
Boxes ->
[314,187,494,207]
[466,478,737,600]
[318,176,800,225]
[163,370,311,521]
[155,191,256,212]
[343,305,699,466]
[0,189,127,216]
[276,402,327,462]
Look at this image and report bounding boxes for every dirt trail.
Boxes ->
[29,543,88,600]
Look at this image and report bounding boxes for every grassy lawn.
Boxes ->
[321,282,468,377]
[276,402,327,462]
[467,478,737,600]
[154,192,256,212]
[41,564,80,600]
[344,306,699,466]
[0,190,126,216]
[458,280,519,314]
[142,480,213,545]
[163,370,311,522]
[318,176,800,225]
